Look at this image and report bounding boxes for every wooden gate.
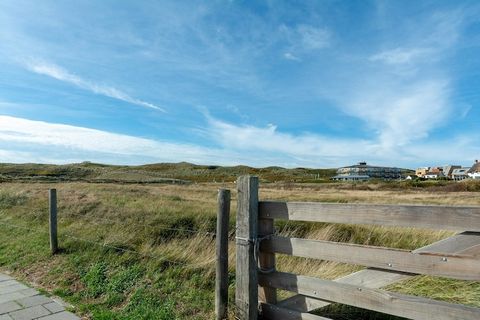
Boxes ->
[235,176,480,320]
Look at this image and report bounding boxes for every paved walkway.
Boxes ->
[0,273,80,320]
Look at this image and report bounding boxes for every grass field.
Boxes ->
[1,179,480,319]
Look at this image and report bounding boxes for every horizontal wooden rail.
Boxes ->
[261,236,480,280]
[261,303,331,320]
[277,269,412,312]
[259,201,480,231]
[259,272,480,320]
[279,231,480,313]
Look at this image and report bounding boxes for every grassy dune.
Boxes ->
[1,181,480,319]
[0,162,337,183]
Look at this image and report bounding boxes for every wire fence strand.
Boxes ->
[59,211,218,237]
[0,218,217,269]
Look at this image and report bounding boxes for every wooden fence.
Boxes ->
[232,175,480,320]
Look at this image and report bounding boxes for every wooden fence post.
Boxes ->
[49,188,58,254]
[216,189,231,320]
[258,217,276,305]
[236,176,259,320]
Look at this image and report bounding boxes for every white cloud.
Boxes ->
[370,47,429,65]
[344,80,450,149]
[204,116,479,168]
[0,115,221,164]
[25,61,166,112]
[206,116,373,158]
[0,115,478,168]
[283,52,301,61]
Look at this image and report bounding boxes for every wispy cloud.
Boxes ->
[205,115,372,159]
[319,9,468,152]
[283,52,301,61]
[295,24,331,50]
[0,116,214,163]
[342,80,451,149]
[204,115,479,167]
[370,47,429,65]
[25,61,166,112]
[280,24,330,60]
[0,115,478,168]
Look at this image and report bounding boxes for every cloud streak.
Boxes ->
[0,116,214,163]
[0,115,478,168]
[25,61,166,112]
[370,47,429,65]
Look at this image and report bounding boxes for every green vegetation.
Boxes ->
[1,180,479,319]
[0,162,337,184]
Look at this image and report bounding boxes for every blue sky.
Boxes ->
[0,0,479,168]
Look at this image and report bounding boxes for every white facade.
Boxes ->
[452,168,470,181]
[469,172,480,180]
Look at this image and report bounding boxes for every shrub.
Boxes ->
[0,191,27,209]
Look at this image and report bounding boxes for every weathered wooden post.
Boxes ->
[236,176,258,320]
[49,188,58,254]
[258,216,276,306]
[216,189,230,320]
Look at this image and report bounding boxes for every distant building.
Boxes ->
[332,162,402,181]
[441,165,461,179]
[469,172,480,180]
[468,160,480,174]
[452,168,470,181]
[417,164,460,179]
[415,167,429,177]
[468,160,480,180]
[429,167,443,175]
[424,172,443,179]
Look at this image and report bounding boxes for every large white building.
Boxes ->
[332,162,403,181]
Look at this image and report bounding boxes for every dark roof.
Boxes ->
[468,161,480,174]
[341,164,400,170]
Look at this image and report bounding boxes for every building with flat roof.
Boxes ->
[452,168,470,181]
[332,162,403,181]
[442,165,461,179]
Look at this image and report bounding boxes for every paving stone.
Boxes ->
[0,275,12,282]
[0,301,22,314]
[15,296,52,309]
[9,305,50,320]
[17,290,38,299]
[0,285,29,296]
[42,302,64,314]
[37,311,79,320]
[0,274,80,320]
[0,293,25,305]
[0,281,18,289]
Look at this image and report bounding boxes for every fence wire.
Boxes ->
[60,211,217,237]
[0,218,217,269]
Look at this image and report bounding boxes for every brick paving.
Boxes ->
[0,274,79,320]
